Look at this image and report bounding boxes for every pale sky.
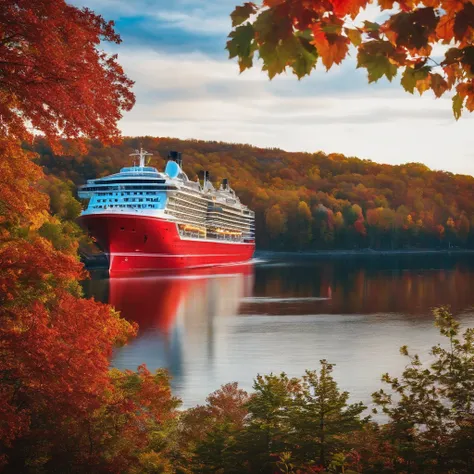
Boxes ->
[72,0,474,176]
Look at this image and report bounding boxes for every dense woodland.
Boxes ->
[34,136,474,251]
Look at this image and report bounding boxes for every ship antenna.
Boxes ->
[130,148,153,168]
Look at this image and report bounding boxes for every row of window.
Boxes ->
[98,191,159,197]
[91,204,158,209]
[95,198,160,203]
[178,229,244,242]
[81,185,174,192]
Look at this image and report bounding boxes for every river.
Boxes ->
[83,253,474,409]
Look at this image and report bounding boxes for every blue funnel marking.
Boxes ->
[165,160,180,178]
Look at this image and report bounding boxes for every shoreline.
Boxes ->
[81,248,474,270]
[255,248,474,259]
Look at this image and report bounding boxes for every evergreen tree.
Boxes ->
[239,373,301,473]
[292,361,367,467]
[373,307,474,473]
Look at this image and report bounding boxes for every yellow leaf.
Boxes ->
[345,28,362,47]
[415,75,432,95]
[452,93,463,120]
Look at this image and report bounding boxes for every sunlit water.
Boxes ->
[82,254,474,409]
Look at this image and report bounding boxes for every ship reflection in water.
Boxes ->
[108,264,254,404]
[83,255,474,408]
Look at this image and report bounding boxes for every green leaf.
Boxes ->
[260,41,286,79]
[322,23,342,35]
[345,28,362,47]
[295,29,314,42]
[238,50,255,72]
[401,67,417,94]
[230,2,257,28]
[292,47,318,79]
[357,52,397,83]
[226,23,255,72]
[363,21,380,32]
[452,93,464,120]
[253,8,277,40]
[256,35,312,80]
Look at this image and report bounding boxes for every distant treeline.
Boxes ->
[32,137,474,251]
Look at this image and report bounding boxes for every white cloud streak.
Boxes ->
[116,47,474,175]
[73,1,474,176]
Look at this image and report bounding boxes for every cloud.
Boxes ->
[152,10,231,35]
[72,1,474,176]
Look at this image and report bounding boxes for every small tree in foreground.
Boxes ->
[291,361,368,467]
[373,307,474,473]
[182,365,368,473]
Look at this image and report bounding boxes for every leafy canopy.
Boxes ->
[0,0,135,151]
[227,0,474,119]
[0,2,172,472]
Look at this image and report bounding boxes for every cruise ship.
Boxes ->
[77,149,255,273]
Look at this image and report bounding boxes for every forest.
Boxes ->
[34,136,474,252]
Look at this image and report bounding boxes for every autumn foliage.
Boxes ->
[0,0,135,151]
[36,136,474,252]
[227,0,474,119]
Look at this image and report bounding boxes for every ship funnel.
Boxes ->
[168,151,182,168]
[222,178,229,190]
[203,170,213,191]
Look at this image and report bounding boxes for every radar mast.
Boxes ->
[130,148,153,168]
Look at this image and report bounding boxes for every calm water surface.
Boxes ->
[83,254,474,408]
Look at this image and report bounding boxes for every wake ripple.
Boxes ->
[242,296,331,303]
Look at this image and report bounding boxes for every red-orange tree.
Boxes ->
[227,0,474,118]
[0,1,179,472]
[0,0,135,150]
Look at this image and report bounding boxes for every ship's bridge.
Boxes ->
[79,149,174,214]
[119,166,159,174]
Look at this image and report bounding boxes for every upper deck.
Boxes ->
[77,149,255,240]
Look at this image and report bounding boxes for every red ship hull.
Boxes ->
[79,213,255,274]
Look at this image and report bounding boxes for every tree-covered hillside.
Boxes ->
[33,136,474,251]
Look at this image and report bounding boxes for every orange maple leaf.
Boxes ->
[436,14,454,42]
[378,0,397,9]
[443,63,461,87]
[331,0,369,19]
[457,81,474,111]
[312,25,349,69]
[441,0,465,15]
[263,0,287,6]
[421,0,441,7]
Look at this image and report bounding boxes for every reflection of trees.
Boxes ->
[247,258,474,316]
